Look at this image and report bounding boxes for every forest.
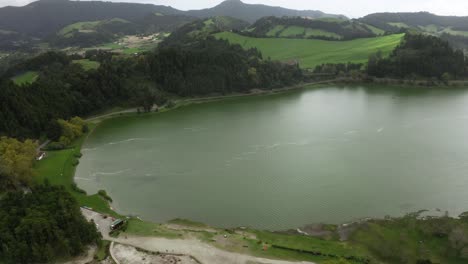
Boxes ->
[244,16,378,40]
[0,183,100,264]
[0,38,302,139]
[367,34,467,79]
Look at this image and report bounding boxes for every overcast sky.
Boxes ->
[2,0,468,18]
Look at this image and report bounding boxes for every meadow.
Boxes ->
[34,123,118,216]
[11,71,39,85]
[215,32,404,68]
[72,59,101,70]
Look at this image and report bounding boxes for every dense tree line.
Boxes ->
[0,183,99,263]
[367,34,468,79]
[440,33,468,53]
[148,37,302,96]
[0,38,302,139]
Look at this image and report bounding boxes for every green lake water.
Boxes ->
[75,85,468,230]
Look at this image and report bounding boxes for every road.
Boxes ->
[81,208,315,264]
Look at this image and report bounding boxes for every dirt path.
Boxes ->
[112,236,314,264]
[82,208,315,264]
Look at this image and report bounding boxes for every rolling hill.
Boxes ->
[246,16,384,40]
[0,0,183,38]
[0,0,344,39]
[214,31,404,68]
[185,0,346,23]
[359,12,468,36]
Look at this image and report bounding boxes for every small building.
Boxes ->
[110,219,124,230]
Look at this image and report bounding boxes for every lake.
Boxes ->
[75,85,468,230]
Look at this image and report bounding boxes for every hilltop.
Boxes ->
[185,0,346,23]
[359,12,468,36]
[0,0,343,38]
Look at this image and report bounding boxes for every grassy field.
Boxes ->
[59,21,101,37]
[11,71,39,85]
[72,59,101,70]
[365,24,385,35]
[59,18,129,37]
[34,123,118,216]
[278,26,306,37]
[388,22,409,28]
[215,32,404,68]
[266,25,285,36]
[304,28,341,39]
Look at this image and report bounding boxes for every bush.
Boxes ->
[166,100,176,109]
[98,190,113,202]
[46,142,65,150]
[71,183,87,195]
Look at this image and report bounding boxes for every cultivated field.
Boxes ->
[215,32,404,68]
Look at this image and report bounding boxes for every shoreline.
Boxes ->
[84,80,338,124]
[37,81,468,263]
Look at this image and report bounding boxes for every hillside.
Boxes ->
[0,0,182,38]
[185,0,346,23]
[359,12,468,36]
[246,16,384,40]
[162,16,250,46]
[0,0,344,38]
[215,31,404,68]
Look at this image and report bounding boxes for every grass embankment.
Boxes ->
[11,71,39,85]
[350,215,468,264]
[214,32,404,68]
[34,123,118,217]
[72,59,100,70]
[96,240,111,261]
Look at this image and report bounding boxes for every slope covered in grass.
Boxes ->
[72,59,100,70]
[11,71,39,85]
[215,32,404,68]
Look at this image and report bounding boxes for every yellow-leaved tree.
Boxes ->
[0,136,38,187]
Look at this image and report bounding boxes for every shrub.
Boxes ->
[47,142,65,150]
[71,183,87,195]
[98,190,113,202]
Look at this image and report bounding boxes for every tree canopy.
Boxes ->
[0,137,37,189]
[0,183,99,263]
[367,34,467,79]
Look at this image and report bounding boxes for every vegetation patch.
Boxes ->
[304,28,341,39]
[59,21,102,37]
[0,184,99,263]
[72,59,100,70]
[266,25,285,36]
[11,71,39,85]
[124,218,181,238]
[168,218,209,228]
[215,32,404,68]
[95,240,111,261]
[34,123,118,216]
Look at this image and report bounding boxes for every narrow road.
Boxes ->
[37,139,50,152]
[112,236,315,264]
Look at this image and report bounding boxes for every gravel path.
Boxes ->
[113,236,314,264]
